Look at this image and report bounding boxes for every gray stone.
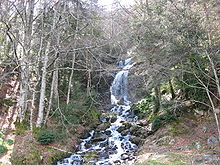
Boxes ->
[207,136,218,145]
[130,136,142,145]
[156,136,175,146]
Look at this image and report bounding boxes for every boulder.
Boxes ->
[130,136,142,146]
[155,136,175,146]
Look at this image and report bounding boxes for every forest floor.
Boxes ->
[135,113,220,165]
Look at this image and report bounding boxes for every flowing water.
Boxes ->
[57,58,138,165]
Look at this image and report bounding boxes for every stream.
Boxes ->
[57,58,138,165]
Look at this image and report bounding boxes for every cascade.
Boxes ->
[57,58,137,165]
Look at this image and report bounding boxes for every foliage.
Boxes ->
[132,94,155,119]
[3,98,14,106]
[0,144,7,154]
[5,139,14,145]
[37,131,58,145]
[14,121,29,135]
[151,113,177,131]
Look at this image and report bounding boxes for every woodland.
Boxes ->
[0,0,220,165]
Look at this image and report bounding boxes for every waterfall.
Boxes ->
[57,58,137,165]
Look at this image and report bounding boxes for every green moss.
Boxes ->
[47,150,67,164]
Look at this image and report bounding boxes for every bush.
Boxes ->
[151,113,177,131]
[0,144,7,154]
[38,131,58,145]
[6,139,14,145]
[132,95,154,119]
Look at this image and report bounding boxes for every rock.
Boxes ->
[121,130,130,136]
[130,136,142,146]
[203,153,212,161]
[110,116,117,123]
[194,141,202,150]
[79,131,90,139]
[91,133,108,143]
[117,126,126,133]
[136,120,148,126]
[156,136,175,146]
[175,146,186,151]
[207,136,218,148]
[122,122,132,129]
[121,153,129,160]
[97,123,110,130]
[99,152,109,159]
[130,125,141,136]
[213,146,220,152]
[113,160,121,164]
[104,130,112,136]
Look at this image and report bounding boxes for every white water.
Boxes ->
[57,58,137,165]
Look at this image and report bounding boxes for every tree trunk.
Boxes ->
[169,79,175,100]
[18,0,35,122]
[67,53,76,104]
[153,85,161,114]
[44,61,58,125]
[36,43,49,127]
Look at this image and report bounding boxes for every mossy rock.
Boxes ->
[46,150,68,164]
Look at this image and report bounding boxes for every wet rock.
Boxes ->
[130,125,142,136]
[99,152,109,159]
[84,142,93,148]
[92,133,108,143]
[79,130,90,139]
[99,140,108,148]
[117,126,126,133]
[113,160,121,164]
[122,122,132,130]
[97,123,111,130]
[104,130,112,136]
[121,130,130,136]
[121,153,129,160]
[136,120,148,127]
[110,116,117,123]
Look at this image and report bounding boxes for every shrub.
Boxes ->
[0,144,7,154]
[38,131,58,145]
[151,113,177,131]
[6,139,14,145]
